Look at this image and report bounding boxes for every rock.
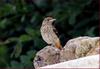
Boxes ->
[86,37,99,56]
[41,55,99,68]
[33,36,99,68]
[60,37,99,62]
[33,46,60,69]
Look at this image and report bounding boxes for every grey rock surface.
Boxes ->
[33,36,100,68]
[33,46,60,69]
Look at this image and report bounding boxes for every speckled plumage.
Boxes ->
[40,17,62,50]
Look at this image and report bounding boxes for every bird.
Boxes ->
[40,17,62,50]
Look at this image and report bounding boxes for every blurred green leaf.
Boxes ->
[0,45,8,67]
[19,50,36,67]
[85,27,96,36]
[2,37,18,44]
[26,50,36,58]
[11,61,23,68]
[20,55,32,67]
[20,55,29,63]
[34,38,45,50]
[0,4,16,16]
[11,42,22,58]
[25,27,40,38]
[0,19,7,29]
[0,45,7,57]
[19,34,32,42]
[21,15,25,23]
[69,13,77,25]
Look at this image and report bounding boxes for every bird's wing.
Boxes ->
[52,26,59,36]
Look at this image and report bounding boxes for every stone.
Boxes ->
[33,36,100,68]
[33,46,60,69]
[60,36,99,62]
[41,55,99,68]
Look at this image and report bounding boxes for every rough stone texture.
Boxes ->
[41,55,99,68]
[86,38,99,56]
[33,46,60,69]
[60,37,99,62]
[33,36,100,68]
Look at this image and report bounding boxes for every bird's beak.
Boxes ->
[49,19,56,22]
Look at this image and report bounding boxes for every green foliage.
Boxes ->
[0,19,8,29]
[0,0,98,68]
[0,45,9,67]
[19,34,32,42]
[11,50,36,68]
[11,41,22,58]
[0,4,16,16]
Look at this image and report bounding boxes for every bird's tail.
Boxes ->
[55,39,62,50]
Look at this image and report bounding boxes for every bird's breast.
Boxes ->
[40,25,59,44]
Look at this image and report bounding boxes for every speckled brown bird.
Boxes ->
[40,17,62,50]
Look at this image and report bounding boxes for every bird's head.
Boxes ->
[42,17,56,25]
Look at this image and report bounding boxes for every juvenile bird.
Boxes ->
[40,17,62,50]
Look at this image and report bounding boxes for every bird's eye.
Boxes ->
[47,19,50,21]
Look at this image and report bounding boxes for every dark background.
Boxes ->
[0,0,98,68]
